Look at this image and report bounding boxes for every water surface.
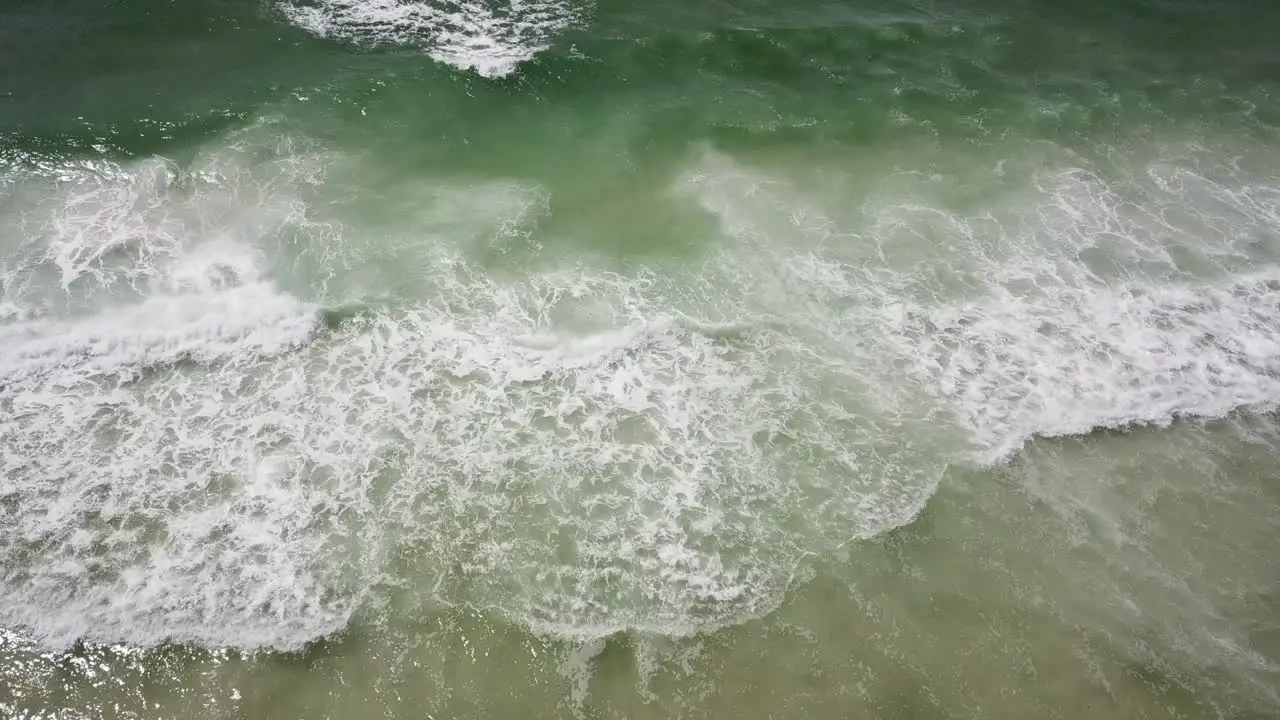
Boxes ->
[2,0,1280,717]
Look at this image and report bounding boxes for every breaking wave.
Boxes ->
[3,134,1279,652]
[279,0,585,78]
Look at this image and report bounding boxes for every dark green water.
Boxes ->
[2,0,1280,717]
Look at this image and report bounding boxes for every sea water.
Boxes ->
[2,0,1279,717]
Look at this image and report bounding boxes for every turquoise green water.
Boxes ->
[2,0,1280,717]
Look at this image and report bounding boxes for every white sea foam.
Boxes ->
[673,147,1280,463]
[45,158,185,288]
[0,127,346,651]
[0,282,317,387]
[0,141,953,650]
[887,273,1280,461]
[867,158,1280,460]
[4,137,1279,653]
[279,0,584,78]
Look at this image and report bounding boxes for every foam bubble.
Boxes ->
[279,0,584,78]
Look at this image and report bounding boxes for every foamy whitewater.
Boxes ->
[2,118,1279,659]
[279,0,585,77]
[4,0,1280,716]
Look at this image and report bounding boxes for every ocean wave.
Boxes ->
[887,272,1280,462]
[5,135,1279,652]
[0,140,949,651]
[279,0,585,78]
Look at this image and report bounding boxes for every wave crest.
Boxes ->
[280,0,585,77]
